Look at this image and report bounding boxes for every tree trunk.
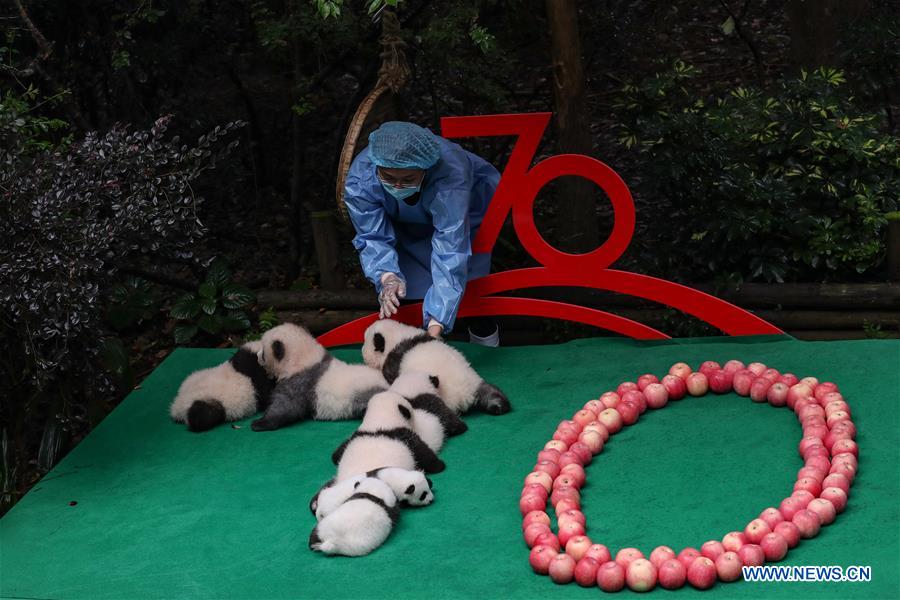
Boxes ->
[786,0,870,69]
[545,0,600,254]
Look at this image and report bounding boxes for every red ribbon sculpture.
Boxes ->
[318,113,782,346]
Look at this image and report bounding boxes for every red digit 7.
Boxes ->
[441,112,635,270]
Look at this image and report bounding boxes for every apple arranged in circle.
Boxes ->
[522,360,857,591]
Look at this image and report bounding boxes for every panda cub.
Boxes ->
[252,323,387,431]
[390,371,468,453]
[170,340,275,432]
[310,467,434,520]
[362,319,511,416]
[308,477,399,557]
[332,390,445,481]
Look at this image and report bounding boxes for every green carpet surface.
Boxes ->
[2,335,898,599]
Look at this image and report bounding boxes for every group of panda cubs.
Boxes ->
[170,319,510,556]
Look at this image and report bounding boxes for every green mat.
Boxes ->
[2,335,899,599]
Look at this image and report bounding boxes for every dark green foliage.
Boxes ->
[615,63,899,283]
[107,277,161,331]
[170,259,255,343]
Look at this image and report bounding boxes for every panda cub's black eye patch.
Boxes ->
[373,333,385,353]
[405,485,415,494]
[354,481,361,489]
[420,491,428,501]
[272,340,285,361]
[398,405,411,419]
[429,375,440,388]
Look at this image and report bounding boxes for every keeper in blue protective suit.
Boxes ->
[344,121,500,345]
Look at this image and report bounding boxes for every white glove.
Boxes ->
[378,272,406,318]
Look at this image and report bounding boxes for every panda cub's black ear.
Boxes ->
[373,333,385,353]
[426,477,433,489]
[272,340,285,361]
[398,404,412,420]
[429,375,440,389]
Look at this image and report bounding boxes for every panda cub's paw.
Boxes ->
[475,382,511,415]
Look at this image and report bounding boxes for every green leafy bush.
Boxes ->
[106,277,161,331]
[170,260,255,344]
[616,62,899,283]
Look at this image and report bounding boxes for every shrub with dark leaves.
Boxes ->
[0,107,244,510]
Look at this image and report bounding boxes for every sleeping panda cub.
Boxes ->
[308,476,399,557]
[362,319,511,416]
[252,323,387,431]
[332,390,445,481]
[170,340,275,432]
[390,371,468,452]
[310,467,434,520]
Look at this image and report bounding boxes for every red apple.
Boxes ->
[750,378,773,402]
[686,372,709,396]
[568,442,593,465]
[520,494,547,516]
[797,466,826,483]
[760,532,789,561]
[677,547,701,570]
[530,544,558,574]
[708,369,734,394]
[828,461,857,483]
[791,509,822,539]
[565,535,593,561]
[596,561,626,592]
[599,392,620,409]
[699,360,721,378]
[643,383,669,409]
[616,381,639,396]
[649,546,676,569]
[814,382,839,401]
[615,547,645,569]
[585,544,612,564]
[597,408,623,434]
[523,510,551,530]
[582,399,604,414]
[778,373,800,387]
[637,374,659,390]
[800,376,819,388]
[767,382,789,407]
[668,362,692,379]
[657,558,686,590]
[805,455,831,474]
[831,439,858,457]
[574,557,600,587]
[787,383,813,408]
[824,399,850,417]
[794,477,822,497]
[798,436,823,457]
[553,474,581,491]
[572,409,597,430]
[700,540,725,561]
[554,498,580,516]
[821,473,850,494]
[744,518,772,544]
[558,452,582,469]
[577,430,604,455]
[723,359,745,373]
[626,558,657,592]
[533,460,561,479]
[524,523,551,547]
[738,544,765,566]
[557,509,586,528]
[758,507,785,529]
[550,485,580,507]
[722,531,746,553]
[560,463,587,487]
[773,521,800,548]
[747,362,767,376]
[778,497,804,520]
[820,487,848,513]
[534,531,561,552]
[617,400,640,425]
[761,368,781,382]
[549,553,576,584]
[715,551,743,582]
[791,490,815,508]
[521,483,549,502]
[687,556,716,590]
[662,374,687,400]
[524,471,553,493]
[582,422,609,442]
[537,449,561,464]
[553,428,579,447]
[807,498,837,525]
[732,369,755,396]
[826,411,851,428]
[621,390,647,413]
[558,521,586,548]
[544,440,568,453]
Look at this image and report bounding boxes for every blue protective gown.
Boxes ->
[344,136,500,332]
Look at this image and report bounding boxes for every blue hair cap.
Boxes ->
[368,121,441,169]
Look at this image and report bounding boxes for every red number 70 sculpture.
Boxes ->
[318,112,782,346]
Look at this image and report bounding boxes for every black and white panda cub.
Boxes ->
[331,390,445,481]
[310,467,434,520]
[252,323,387,431]
[308,476,399,557]
[170,340,275,432]
[390,371,468,453]
[362,319,511,416]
